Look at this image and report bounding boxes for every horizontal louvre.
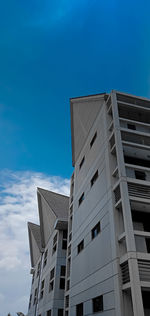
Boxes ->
[138,259,150,281]
[128,183,150,199]
[121,261,130,284]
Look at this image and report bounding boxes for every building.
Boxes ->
[64,90,150,316]
[27,90,150,316]
[27,188,69,316]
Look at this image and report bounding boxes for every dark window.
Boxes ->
[36,262,41,277]
[78,193,84,206]
[29,294,32,309]
[58,310,63,316]
[61,265,66,276]
[33,288,37,305]
[47,310,51,316]
[146,239,150,253]
[77,240,84,254]
[79,156,85,169]
[52,233,57,255]
[91,170,99,187]
[63,230,68,239]
[127,124,136,130]
[135,170,146,180]
[76,303,83,316]
[93,295,103,313]
[62,240,67,249]
[60,278,65,289]
[40,279,45,299]
[67,279,70,291]
[91,222,101,240]
[90,132,97,148]
[65,295,69,308]
[142,291,150,309]
[49,280,54,292]
[50,267,55,280]
[43,249,48,267]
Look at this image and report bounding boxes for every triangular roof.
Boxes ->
[28,222,42,267]
[37,188,69,220]
[70,93,107,166]
[37,188,69,247]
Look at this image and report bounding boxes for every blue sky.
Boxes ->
[0,0,150,315]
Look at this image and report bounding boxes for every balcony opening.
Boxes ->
[127,124,136,130]
[124,156,150,168]
[142,290,150,316]
[132,210,150,233]
[135,170,146,181]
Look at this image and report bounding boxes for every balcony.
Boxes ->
[121,130,150,149]
[126,165,150,182]
[120,118,150,135]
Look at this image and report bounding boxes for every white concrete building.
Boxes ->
[27,90,150,316]
[27,188,69,316]
[64,91,150,316]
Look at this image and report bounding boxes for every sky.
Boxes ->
[0,0,150,315]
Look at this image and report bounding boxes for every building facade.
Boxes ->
[27,188,69,316]
[27,90,150,316]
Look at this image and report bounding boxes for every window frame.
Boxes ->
[91,222,101,240]
[92,295,103,313]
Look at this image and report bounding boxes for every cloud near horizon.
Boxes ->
[0,169,70,316]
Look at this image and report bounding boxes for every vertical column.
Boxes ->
[111,91,144,316]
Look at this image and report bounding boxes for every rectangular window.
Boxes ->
[60,265,66,276]
[127,123,136,130]
[65,295,69,308]
[62,230,67,250]
[33,288,37,305]
[79,156,85,170]
[36,262,41,277]
[77,240,84,254]
[40,279,45,299]
[32,271,35,284]
[29,294,32,309]
[76,303,83,316]
[58,310,63,316]
[78,193,84,206]
[135,170,146,180]
[43,249,48,267]
[90,132,97,148]
[93,295,103,313]
[91,222,101,240]
[60,265,66,289]
[91,170,98,187]
[60,278,65,289]
[47,310,51,316]
[49,267,55,292]
[52,233,57,255]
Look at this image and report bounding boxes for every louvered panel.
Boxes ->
[138,259,150,281]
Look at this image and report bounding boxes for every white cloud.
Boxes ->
[0,169,70,316]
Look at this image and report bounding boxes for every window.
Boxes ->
[66,279,70,291]
[78,193,84,206]
[90,132,97,148]
[40,279,45,299]
[65,295,69,308]
[93,295,103,313]
[76,303,83,316]
[135,170,146,180]
[91,222,101,240]
[36,262,41,277]
[77,240,84,254]
[60,265,66,289]
[49,267,55,292]
[33,288,37,305]
[61,265,66,276]
[47,310,51,316]
[52,233,57,255]
[29,294,32,309]
[127,124,136,130]
[79,156,85,170]
[43,249,48,267]
[91,170,98,187]
[62,230,68,250]
[58,310,63,316]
